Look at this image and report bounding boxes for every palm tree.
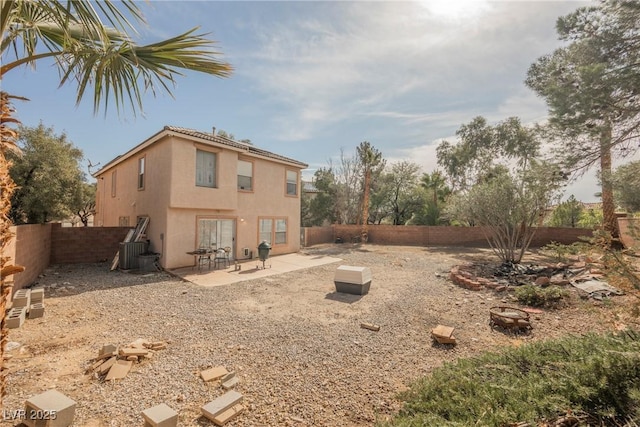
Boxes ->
[420,170,451,208]
[0,0,232,404]
[356,141,384,242]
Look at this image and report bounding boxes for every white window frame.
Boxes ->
[237,159,253,191]
[286,170,298,196]
[196,149,217,188]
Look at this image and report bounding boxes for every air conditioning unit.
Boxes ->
[119,241,148,269]
[242,247,250,257]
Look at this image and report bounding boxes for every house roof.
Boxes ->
[302,180,320,193]
[94,125,308,176]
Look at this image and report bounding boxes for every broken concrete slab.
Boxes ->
[431,324,456,345]
[105,360,133,380]
[96,357,117,375]
[360,322,380,332]
[212,403,244,426]
[222,376,239,390]
[201,390,243,422]
[119,347,150,358]
[201,366,228,382]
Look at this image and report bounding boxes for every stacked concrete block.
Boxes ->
[12,289,31,309]
[23,389,76,427]
[201,390,244,426]
[142,403,178,427]
[29,288,45,319]
[7,307,26,329]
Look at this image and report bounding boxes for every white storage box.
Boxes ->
[334,265,372,295]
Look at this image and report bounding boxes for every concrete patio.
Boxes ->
[170,252,343,287]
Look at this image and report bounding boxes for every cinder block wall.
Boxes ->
[6,224,52,293]
[311,224,594,248]
[302,226,334,247]
[50,223,131,264]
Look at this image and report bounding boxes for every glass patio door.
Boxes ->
[197,219,235,260]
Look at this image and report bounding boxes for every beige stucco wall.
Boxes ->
[95,133,303,269]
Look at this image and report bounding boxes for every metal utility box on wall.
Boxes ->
[119,241,148,269]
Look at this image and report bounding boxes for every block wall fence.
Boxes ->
[302,224,598,247]
[5,223,131,294]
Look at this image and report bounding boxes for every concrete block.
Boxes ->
[201,366,228,382]
[201,390,243,421]
[142,403,178,427]
[221,376,239,390]
[28,303,45,319]
[30,288,45,303]
[23,389,76,427]
[212,403,244,426]
[99,344,117,356]
[7,307,26,329]
[12,289,30,308]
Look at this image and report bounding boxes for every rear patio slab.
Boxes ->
[170,252,342,287]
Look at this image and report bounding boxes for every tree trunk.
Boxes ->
[600,122,620,241]
[361,169,370,242]
[0,92,24,406]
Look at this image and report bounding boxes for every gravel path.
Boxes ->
[4,244,634,427]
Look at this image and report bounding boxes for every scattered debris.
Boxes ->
[489,306,532,332]
[360,322,380,332]
[201,390,244,426]
[201,366,229,382]
[431,324,456,345]
[85,339,168,380]
[572,280,623,300]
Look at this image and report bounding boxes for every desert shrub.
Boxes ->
[514,284,569,308]
[540,241,582,263]
[383,330,640,427]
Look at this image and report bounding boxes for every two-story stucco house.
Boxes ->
[93,126,308,269]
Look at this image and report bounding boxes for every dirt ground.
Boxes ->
[3,244,639,427]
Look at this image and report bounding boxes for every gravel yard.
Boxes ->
[4,244,636,427]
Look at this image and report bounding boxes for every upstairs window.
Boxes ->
[237,160,253,191]
[138,157,145,190]
[196,150,216,188]
[286,170,298,196]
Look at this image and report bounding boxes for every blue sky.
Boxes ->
[4,0,637,202]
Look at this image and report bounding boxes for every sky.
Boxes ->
[4,0,639,203]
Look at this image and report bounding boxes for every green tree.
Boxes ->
[1,0,231,403]
[612,161,640,213]
[307,168,338,226]
[437,117,541,191]
[385,161,423,225]
[420,170,451,208]
[547,195,584,227]
[578,208,604,228]
[8,124,86,224]
[439,117,564,263]
[410,170,452,225]
[526,1,640,239]
[446,163,563,263]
